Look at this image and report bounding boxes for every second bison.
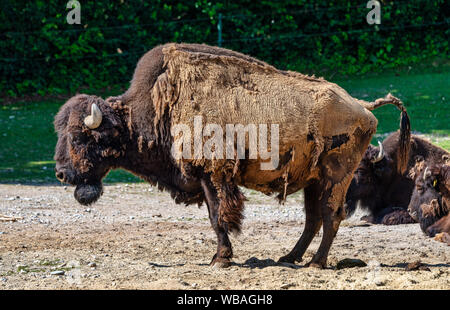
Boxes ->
[345,126,449,225]
[408,158,450,244]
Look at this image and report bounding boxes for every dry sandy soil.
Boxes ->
[0,183,448,290]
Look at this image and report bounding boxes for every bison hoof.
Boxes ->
[305,261,326,269]
[210,256,232,268]
[278,255,301,264]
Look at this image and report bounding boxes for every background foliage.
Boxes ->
[0,1,448,184]
[1,0,448,99]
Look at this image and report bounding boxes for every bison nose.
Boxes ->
[55,171,65,182]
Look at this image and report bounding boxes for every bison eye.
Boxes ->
[355,168,367,175]
[71,134,88,145]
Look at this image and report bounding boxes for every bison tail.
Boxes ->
[358,93,406,113]
[397,110,411,174]
[359,93,411,174]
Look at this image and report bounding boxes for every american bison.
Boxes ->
[54,43,407,268]
[408,158,450,244]
[345,126,449,225]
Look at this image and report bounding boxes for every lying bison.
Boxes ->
[345,125,449,225]
[408,158,450,244]
[54,43,407,268]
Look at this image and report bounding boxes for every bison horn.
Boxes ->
[84,103,102,129]
[423,167,431,181]
[371,141,385,163]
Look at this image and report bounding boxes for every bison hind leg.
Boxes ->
[306,128,374,268]
[278,182,323,264]
[380,209,416,225]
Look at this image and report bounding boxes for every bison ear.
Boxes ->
[408,159,422,180]
[442,154,449,165]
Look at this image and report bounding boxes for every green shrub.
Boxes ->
[0,0,448,99]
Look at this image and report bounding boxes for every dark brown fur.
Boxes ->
[54,94,204,206]
[408,161,450,240]
[428,216,450,245]
[345,128,449,225]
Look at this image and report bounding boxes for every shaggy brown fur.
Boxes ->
[408,161,450,241]
[54,43,410,268]
[210,172,247,233]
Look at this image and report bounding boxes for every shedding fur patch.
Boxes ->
[138,136,144,153]
[281,165,290,203]
[106,96,133,139]
[69,144,91,173]
[329,173,353,211]
[101,147,122,158]
[145,43,383,230]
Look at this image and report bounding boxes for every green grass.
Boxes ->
[0,100,141,184]
[0,71,449,184]
[335,71,450,136]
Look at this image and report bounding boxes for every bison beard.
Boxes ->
[74,182,103,205]
[54,43,415,268]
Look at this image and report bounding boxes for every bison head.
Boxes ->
[408,159,448,233]
[54,94,128,205]
[345,141,395,217]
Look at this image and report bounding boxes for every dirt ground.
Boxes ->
[0,183,448,290]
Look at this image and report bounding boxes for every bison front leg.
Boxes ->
[200,175,245,268]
